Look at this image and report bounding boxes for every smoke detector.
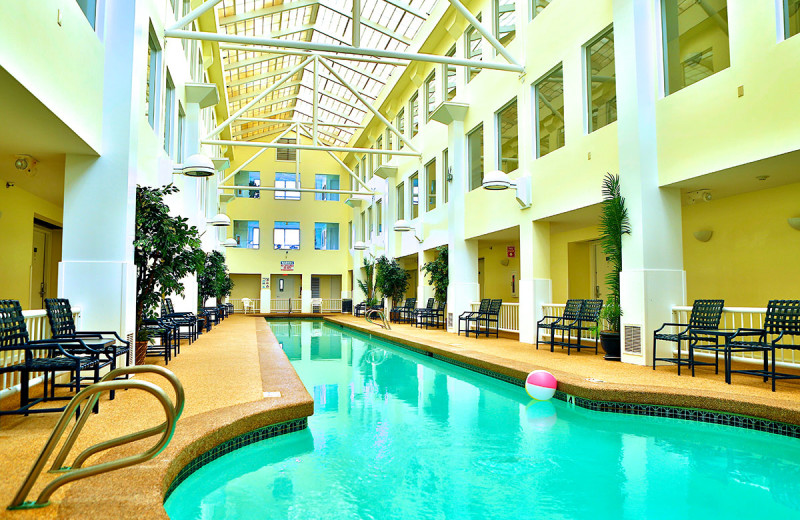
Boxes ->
[686,189,712,204]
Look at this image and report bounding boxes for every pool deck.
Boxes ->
[1,313,800,519]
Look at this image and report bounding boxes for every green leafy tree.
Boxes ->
[598,173,631,332]
[198,250,234,306]
[421,246,449,303]
[134,184,204,337]
[375,255,410,308]
[356,257,378,306]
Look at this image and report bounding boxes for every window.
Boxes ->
[182,0,191,52]
[535,65,565,158]
[410,172,419,218]
[376,200,383,233]
[275,172,300,200]
[662,0,730,95]
[426,159,437,211]
[233,220,260,249]
[786,0,800,39]
[497,99,518,173]
[353,163,359,190]
[76,0,98,29]
[397,108,405,149]
[375,136,383,169]
[368,206,374,237]
[495,0,516,47]
[177,105,185,162]
[443,46,457,101]
[276,138,297,161]
[385,128,392,159]
[587,28,617,132]
[314,223,339,250]
[530,0,551,20]
[274,221,300,250]
[425,72,436,121]
[466,16,483,83]
[315,174,340,201]
[164,71,176,155]
[443,148,449,203]
[362,212,367,241]
[146,25,161,129]
[348,220,353,249]
[410,93,419,137]
[397,182,405,220]
[235,171,261,198]
[467,124,484,191]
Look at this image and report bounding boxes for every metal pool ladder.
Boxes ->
[8,365,184,510]
[366,309,391,330]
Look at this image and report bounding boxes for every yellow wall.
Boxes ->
[550,225,599,303]
[0,183,63,309]
[478,241,520,302]
[567,241,591,299]
[682,182,800,307]
[230,274,260,300]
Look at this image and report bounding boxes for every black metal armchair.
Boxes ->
[412,298,435,327]
[421,300,447,329]
[140,318,179,364]
[391,298,416,323]
[465,299,503,338]
[652,299,724,374]
[458,299,489,336]
[162,298,198,344]
[556,299,602,355]
[536,299,583,351]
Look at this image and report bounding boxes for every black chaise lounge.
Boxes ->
[652,299,724,374]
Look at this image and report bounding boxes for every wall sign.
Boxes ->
[261,277,269,289]
[280,261,294,272]
[507,246,516,258]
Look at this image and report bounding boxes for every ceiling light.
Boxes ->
[179,154,215,177]
[208,214,231,227]
[14,157,28,170]
[222,238,239,247]
[481,171,532,208]
[354,241,368,250]
[393,219,412,232]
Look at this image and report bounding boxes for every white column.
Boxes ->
[260,274,270,313]
[518,221,552,344]
[614,0,686,365]
[301,273,312,313]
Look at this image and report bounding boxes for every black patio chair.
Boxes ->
[202,306,220,326]
[536,299,584,351]
[652,299,724,374]
[389,299,409,322]
[412,298,435,327]
[421,300,447,329]
[466,299,503,338]
[558,299,603,355]
[162,298,198,343]
[140,318,179,364]
[393,298,417,323]
[0,300,103,420]
[458,299,489,336]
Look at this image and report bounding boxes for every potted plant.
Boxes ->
[197,250,234,307]
[134,184,204,364]
[375,255,410,309]
[421,246,448,303]
[357,257,378,308]
[597,173,631,361]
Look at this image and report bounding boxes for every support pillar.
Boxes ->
[260,274,270,313]
[519,221,552,344]
[301,273,312,313]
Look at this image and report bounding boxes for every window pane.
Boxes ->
[146,28,160,129]
[375,136,383,168]
[662,0,730,95]
[397,108,405,149]
[397,182,405,220]
[274,221,300,249]
[445,46,457,101]
[276,138,297,161]
[164,72,175,155]
[410,173,419,218]
[536,66,565,158]
[497,99,518,173]
[443,148,449,203]
[315,174,340,201]
[425,72,436,121]
[233,220,260,249]
[236,171,261,198]
[275,172,300,200]
[530,0,551,20]
[368,207,373,237]
[376,200,383,233]
[410,94,419,137]
[588,28,617,132]
[496,0,516,46]
[788,0,800,38]
[315,222,339,250]
[76,0,97,29]
[466,18,483,83]
[468,125,484,191]
[426,159,437,211]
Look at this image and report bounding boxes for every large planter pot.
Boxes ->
[599,331,621,361]
[135,341,148,365]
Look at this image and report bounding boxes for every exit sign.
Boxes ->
[280,261,294,271]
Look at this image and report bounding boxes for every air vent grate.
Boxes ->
[624,325,642,355]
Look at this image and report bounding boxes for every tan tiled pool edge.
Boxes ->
[323,316,800,428]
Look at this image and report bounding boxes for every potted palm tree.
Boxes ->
[597,173,630,361]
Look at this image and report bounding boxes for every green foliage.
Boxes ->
[356,257,378,306]
[598,173,631,332]
[198,250,234,306]
[375,255,410,308]
[421,246,449,303]
[134,184,204,336]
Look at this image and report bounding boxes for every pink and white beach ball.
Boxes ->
[525,370,557,401]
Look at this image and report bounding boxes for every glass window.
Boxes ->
[315,174,340,201]
[375,136,383,168]
[786,0,800,39]
[426,159,437,211]
[397,182,405,220]
[235,171,261,198]
[362,212,367,241]
[276,138,297,161]
[410,173,419,218]
[466,16,483,83]
[233,220,260,249]
[182,0,191,52]
[467,124,484,191]
[410,93,419,137]
[497,99,518,173]
[314,223,339,250]
[535,65,565,158]
[368,206,374,237]
[662,0,730,95]
[443,148,449,204]
[376,200,383,233]
[76,0,97,29]
[348,220,353,249]
[146,25,161,129]
[587,28,617,132]
[177,105,185,162]
[274,221,300,250]
[444,46,457,101]
[425,72,436,121]
[164,71,176,155]
[385,128,392,162]
[275,172,300,200]
[495,0,516,47]
[396,108,405,149]
[530,0,551,20]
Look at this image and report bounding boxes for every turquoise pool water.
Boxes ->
[165,320,800,519]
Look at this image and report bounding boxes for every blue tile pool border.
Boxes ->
[163,417,308,502]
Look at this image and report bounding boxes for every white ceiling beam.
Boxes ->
[382,0,427,18]
[319,4,412,45]
[297,124,372,191]
[297,121,350,147]
[312,55,319,145]
[227,65,304,87]
[202,139,422,156]
[227,81,302,103]
[168,0,224,31]
[219,185,375,195]
[352,0,361,47]
[238,117,363,128]
[220,44,407,66]
[445,0,522,68]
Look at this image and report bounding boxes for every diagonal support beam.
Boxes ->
[168,0,224,31]
[445,0,522,68]
[319,57,418,153]
[220,44,407,66]
[202,139,422,157]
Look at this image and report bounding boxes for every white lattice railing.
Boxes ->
[469,302,520,332]
[671,306,799,368]
[1,308,82,398]
[229,298,261,313]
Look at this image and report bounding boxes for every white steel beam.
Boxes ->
[219,185,375,195]
[202,139,422,156]
[228,65,303,88]
[382,0,427,18]
[228,82,302,103]
[220,44,407,66]
[239,117,363,128]
[296,124,372,192]
[312,56,319,145]
[352,0,361,47]
[297,121,350,148]
[169,0,224,31]
[218,0,318,25]
[445,0,522,68]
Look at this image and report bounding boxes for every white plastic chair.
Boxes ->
[241,298,253,314]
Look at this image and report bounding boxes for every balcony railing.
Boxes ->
[320,299,342,312]
[228,298,261,313]
[1,307,81,399]
[469,302,519,333]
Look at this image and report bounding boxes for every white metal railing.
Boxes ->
[229,298,261,313]
[291,299,302,312]
[671,306,799,368]
[321,299,342,312]
[271,299,290,312]
[469,302,520,333]
[1,308,82,398]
